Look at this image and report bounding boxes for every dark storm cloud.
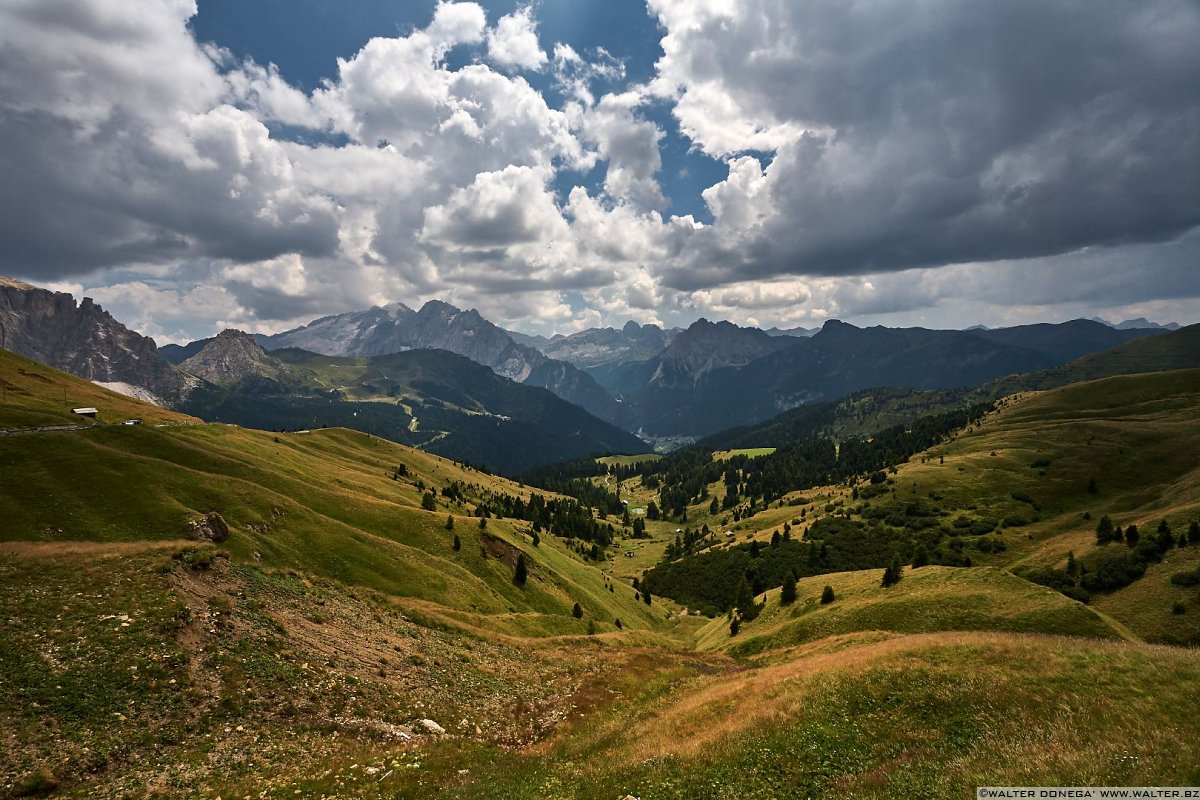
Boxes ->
[0,108,342,279]
[656,0,1200,290]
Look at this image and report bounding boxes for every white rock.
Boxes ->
[418,718,446,735]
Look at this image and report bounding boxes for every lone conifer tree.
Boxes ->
[572,602,583,619]
[451,533,461,552]
[1095,515,1114,544]
[734,575,760,620]
[780,571,798,606]
[820,585,836,604]
[445,514,454,531]
[881,554,903,587]
[729,615,740,636]
[513,553,528,586]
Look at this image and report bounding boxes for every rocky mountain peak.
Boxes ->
[651,317,793,386]
[0,278,183,401]
[180,329,290,387]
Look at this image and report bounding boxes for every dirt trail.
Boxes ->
[0,539,194,557]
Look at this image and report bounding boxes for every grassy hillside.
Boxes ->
[696,566,1130,655]
[373,632,1200,798]
[4,355,1200,797]
[0,348,193,428]
[0,423,663,637]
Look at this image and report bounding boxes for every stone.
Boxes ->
[417,718,446,735]
[186,512,230,543]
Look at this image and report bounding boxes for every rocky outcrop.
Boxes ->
[186,512,230,542]
[0,277,184,402]
[179,329,292,387]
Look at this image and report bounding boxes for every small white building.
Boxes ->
[72,407,98,418]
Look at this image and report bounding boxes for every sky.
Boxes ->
[0,0,1197,344]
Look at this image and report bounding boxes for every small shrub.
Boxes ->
[13,768,58,797]
[1010,490,1040,509]
[1169,568,1200,587]
[820,585,835,604]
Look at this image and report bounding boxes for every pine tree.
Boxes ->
[820,585,835,604]
[1189,521,1200,546]
[421,492,437,511]
[1095,515,1114,544]
[532,530,540,547]
[729,615,740,636]
[912,543,930,568]
[478,516,487,530]
[1125,524,1140,546]
[733,575,761,620]
[709,496,719,514]
[614,618,622,630]
[642,588,652,606]
[780,571,798,605]
[445,514,454,531]
[513,553,528,586]
[452,533,461,552]
[881,554,903,587]
[572,602,583,619]
[1156,520,1175,554]
[1087,477,1098,494]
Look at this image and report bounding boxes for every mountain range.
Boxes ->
[250,300,628,428]
[555,316,1162,436]
[172,329,648,473]
[0,275,1186,454]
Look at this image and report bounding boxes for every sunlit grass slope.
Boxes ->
[402,631,1200,799]
[894,368,1200,642]
[0,348,193,427]
[695,565,1130,655]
